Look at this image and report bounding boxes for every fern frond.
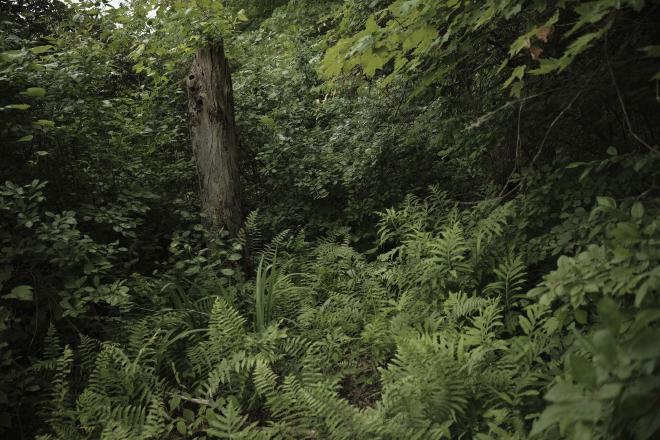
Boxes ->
[484,254,527,310]
[443,291,493,320]
[237,210,263,256]
[76,334,99,374]
[43,323,62,360]
[48,346,75,425]
[261,229,291,264]
[465,303,504,348]
[206,399,260,439]
[209,298,247,357]
[141,397,167,439]
[379,333,468,434]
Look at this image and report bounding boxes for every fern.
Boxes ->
[444,291,493,320]
[465,303,504,348]
[484,254,527,311]
[237,210,263,257]
[46,346,75,428]
[260,229,291,264]
[206,400,261,439]
[76,334,99,375]
[43,324,62,361]
[208,298,247,357]
[379,333,468,435]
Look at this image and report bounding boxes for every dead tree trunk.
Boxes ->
[186,42,242,236]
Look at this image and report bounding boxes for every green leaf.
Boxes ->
[21,87,46,98]
[175,420,186,435]
[402,25,436,52]
[566,2,610,37]
[579,167,592,182]
[237,9,248,22]
[18,135,33,142]
[598,298,622,332]
[33,119,55,128]
[529,57,562,75]
[221,268,235,276]
[597,383,622,400]
[560,24,612,71]
[228,253,242,261]
[128,43,145,61]
[628,328,660,360]
[631,202,644,219]
[592,329,617,365]
[169,396,181,412]
[570,355,596,387]
[596,196,616,209]
[612,222,639,241]
[509,80,524,98]
[532,400,602,435]
[360,48,392,77]
[259,116,275,128]
[502,65,526,89]
[5,104,30,110]
[183,408,195,422]
[29,45,53,55]
[4,285,34,301]
[545,382,584,403]
[574,309,588,324]
[1,50,25,61]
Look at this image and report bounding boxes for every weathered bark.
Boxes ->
[186,42,243,236]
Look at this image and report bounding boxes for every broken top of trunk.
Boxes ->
[186,41,243,237]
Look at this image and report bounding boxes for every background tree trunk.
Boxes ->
[186,42,243,236]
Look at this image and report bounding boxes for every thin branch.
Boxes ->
[495,88,583,201]
[530,89,582,167]
[170,393,212,406]
[495,101,524,198]
[605,35,659,153]
[465,85,569,130]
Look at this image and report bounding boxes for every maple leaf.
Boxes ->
[535,26,554,43]
[530,46,544,60]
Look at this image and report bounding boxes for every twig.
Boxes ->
[465,85,568,130]
[496,88,584,201]
[605,34,659,153]
[530,89,582,167]
[170,393,213,406]
[496,102,524,198]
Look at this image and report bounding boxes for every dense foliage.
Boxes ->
[1,0,659,439]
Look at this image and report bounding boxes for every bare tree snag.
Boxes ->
[186,42,243,236]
